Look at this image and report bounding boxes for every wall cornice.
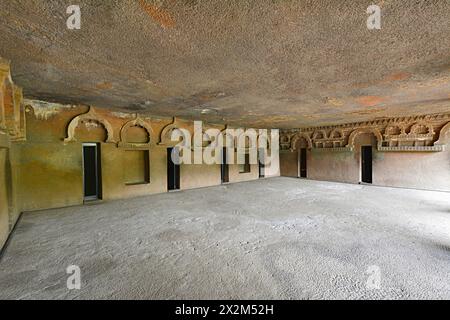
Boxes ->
[281,112,450,153]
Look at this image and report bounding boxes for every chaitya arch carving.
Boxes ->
[291,132,312,150]
[346,128,383,150]
[279,134,291,151]
[280,134,290,144]
[158,117,188,146]
[409,122,434,135]
[329,128,344,139]
[281,113,450,153]
[312,130,327,140]
[384,125,403,136]
[118,116,154,148]
[435,121,450,146]
[64,107,116,143]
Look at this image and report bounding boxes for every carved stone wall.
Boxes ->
[0,58,25,251]
[118,116,154,149]
[280,113,450,153]
[158,117,186,146]
[64,107,116,143]
[0,59,26,141]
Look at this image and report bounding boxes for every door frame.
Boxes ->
[361,145,373,184]
[298,148,307,179]
[82,143,101,201]
[167,147,181,191]
[221,147,230,183]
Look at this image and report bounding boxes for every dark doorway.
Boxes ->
[299,148,307,178]
[82,143,101,201]
[221,147,229,183]
[167,147,180,191]
[361,146,373,184]
[258,148,265,178]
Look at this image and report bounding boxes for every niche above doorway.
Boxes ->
[117,116,154,150]
[64,107,116,144]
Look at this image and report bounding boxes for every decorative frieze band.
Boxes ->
[378,145,445,152]
[280,112,450,153]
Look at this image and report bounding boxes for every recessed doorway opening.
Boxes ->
[82,143,102,201]
[299,148,307,178]
[167,147,180,191]
[361,146,373,184]
[221,147,230,184]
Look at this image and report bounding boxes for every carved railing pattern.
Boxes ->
[281,113,450,153]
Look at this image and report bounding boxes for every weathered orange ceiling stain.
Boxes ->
[1,1,450,128]
[356,96,385,107]
[139,0,175,28]
[384,72,411,82]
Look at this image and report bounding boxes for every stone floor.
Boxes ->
[1,177,450,300]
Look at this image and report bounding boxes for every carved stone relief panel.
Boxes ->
[281,113,450,153]
[64,107,116,143]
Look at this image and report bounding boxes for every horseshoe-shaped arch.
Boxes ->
[290,133,313,150]
[64,107,116,143]
[118,117,155,148]
[346,128,383,150]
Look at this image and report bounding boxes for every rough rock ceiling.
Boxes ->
[1,0,450,128]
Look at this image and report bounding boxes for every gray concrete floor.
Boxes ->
[1,177,450,300]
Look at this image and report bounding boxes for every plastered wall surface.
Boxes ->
[14,142,83,210]
[13,102,277,214]
[0,65,279,251]
[372,150,450,192]
[0,58,24,249]
[180,163,221,191]
[280,152,298,178]
[0,147,8,247]
[308,150,358,184]
[280,128,450,192]
[0,137,21,250]
[100,144,167,201]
